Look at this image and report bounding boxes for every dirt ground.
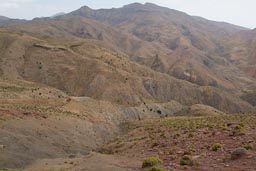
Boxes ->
[103,115,256,171]
[18,152,141,171]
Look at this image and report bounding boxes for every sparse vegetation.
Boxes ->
[157,110,162,115]
[189,147,196,153]
[0,168,8,171]
[148,166,166,171]
[243,144,253,150]
[169,154,176,161]
[110,114,256,171]
[0,85,26,93]
[180,155,194,166]
[160,114,256,133]
[212,143,222,151]
[142,157,163,168]
[151,142,159,148]
[15,105,76,115]
[231,124,245,136]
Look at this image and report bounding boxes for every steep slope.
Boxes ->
[224,29,256,106]
[0,77,128,168]
[227,29,256,78]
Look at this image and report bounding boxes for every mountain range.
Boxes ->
[0,3,256,170]
[0,2,255,113]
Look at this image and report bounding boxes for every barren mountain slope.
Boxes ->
[0,27,254,113]
[226,29,256,79]
[222,29,256,106]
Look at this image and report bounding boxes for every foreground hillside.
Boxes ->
[2,114,255,171]
[0,78,127,168]
[103,114,256,171]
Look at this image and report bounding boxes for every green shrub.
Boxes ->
[189,147,196,152]
[169,154,176,161]
[244,144,253,150]
[151,142,159,148]
[234,125,243,130]
[212,143,222,151]
[188,132,194,138]
[157,110,162,115]
[232,126,245,136]
[0,168,8,171]
[182,166,189,170]
[148,166,166,171]
[180,155,194,166]
[142,157,163,168]
[238,123,245,127]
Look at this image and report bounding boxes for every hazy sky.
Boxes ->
[0,0,255,29]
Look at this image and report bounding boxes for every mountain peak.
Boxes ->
[80,5,92,10]
[70,5,94,17]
